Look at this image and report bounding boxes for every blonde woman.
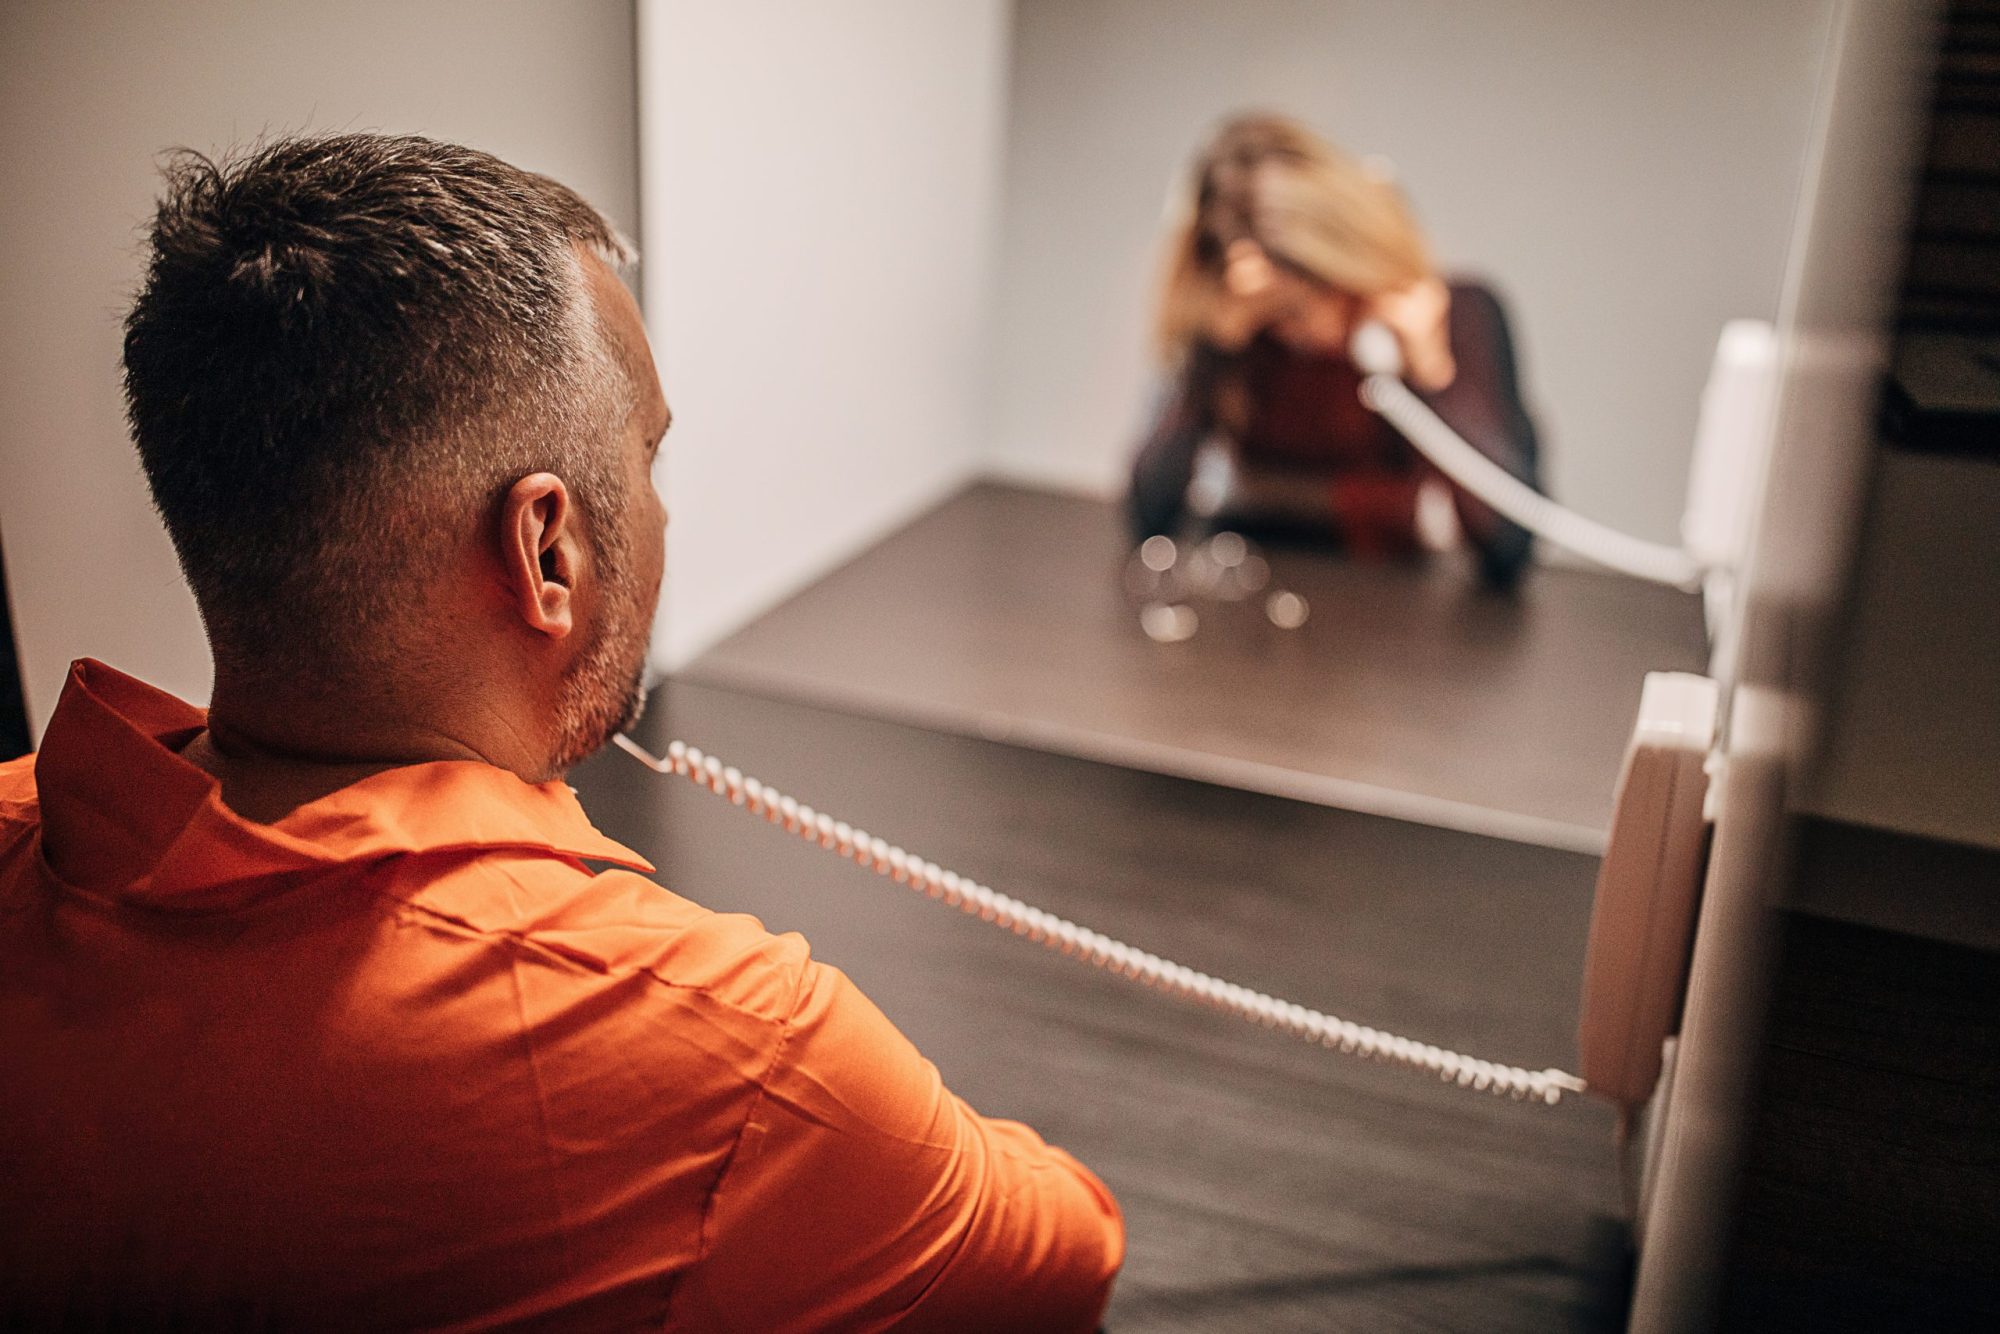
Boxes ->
[1128,114,1543,588]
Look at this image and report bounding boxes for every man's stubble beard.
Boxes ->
[547,520,657,777]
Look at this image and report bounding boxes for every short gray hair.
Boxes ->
[122,132,637,682]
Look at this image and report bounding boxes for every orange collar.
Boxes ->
[30,659,652,906]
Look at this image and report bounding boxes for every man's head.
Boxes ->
[122,133,668,778]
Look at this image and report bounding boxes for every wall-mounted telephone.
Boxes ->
[615,667,1719,1120]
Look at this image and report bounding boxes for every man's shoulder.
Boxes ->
[392,853,814,1025]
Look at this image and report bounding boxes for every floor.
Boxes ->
[573,680,1634,1332]
[687,482,1708,853]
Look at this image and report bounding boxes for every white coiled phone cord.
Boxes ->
[616,734,1589,1107]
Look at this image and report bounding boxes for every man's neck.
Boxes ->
[185,676,549,824]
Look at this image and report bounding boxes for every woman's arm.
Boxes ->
[1126,346,1222,544]
[1420,281,1542,589]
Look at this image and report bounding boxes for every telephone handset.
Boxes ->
[1575,671,1717,1113]
[615,669,1718,1114]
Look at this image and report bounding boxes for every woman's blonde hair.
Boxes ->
[1155,114,1434,359]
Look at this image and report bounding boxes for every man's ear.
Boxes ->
[500,472,579,640]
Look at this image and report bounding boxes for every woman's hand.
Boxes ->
[1201,240,1281,351]
[1368,277,1455,391]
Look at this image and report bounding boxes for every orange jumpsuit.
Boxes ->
[0,660,1122,1330]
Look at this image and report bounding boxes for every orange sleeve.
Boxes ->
[668,955,1124,1332]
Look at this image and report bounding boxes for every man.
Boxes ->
[0,134,1122,1330]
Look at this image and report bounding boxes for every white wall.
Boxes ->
[638,0,1012,668]
[0,0,640,735]
[984,0,1835,547]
